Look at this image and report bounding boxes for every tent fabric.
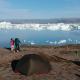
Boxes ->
[11,54,51,76]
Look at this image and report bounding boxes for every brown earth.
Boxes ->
[0,45,80,80]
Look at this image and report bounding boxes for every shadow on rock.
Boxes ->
[5,48,11,51]
[75,74,80,78]
[72,61,80,66]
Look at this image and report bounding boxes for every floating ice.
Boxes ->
[30,42,35,45]
[58,40,67,44]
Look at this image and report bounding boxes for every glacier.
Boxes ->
[0,22,80,31]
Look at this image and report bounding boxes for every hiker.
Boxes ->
[10,38,15,52]
[15,38,21,52]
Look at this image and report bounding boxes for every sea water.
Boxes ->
[0,22,80,48]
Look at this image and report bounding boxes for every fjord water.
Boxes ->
[0,29,80,48]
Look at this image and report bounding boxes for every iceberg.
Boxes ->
[58,40,67,44]
[0,21,80,31]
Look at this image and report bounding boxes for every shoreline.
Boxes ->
[20,43,80,48]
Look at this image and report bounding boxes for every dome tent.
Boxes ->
[11,54,51,76]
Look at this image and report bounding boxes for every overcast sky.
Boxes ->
[0,0,80,19]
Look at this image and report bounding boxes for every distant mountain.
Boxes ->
[0,18,80,24]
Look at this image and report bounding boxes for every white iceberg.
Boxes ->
[0,22,80,31]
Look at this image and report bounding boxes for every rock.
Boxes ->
[11,54,51,76]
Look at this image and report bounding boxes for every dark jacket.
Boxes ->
[15,38,20,45]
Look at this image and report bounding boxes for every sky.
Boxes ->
[0,0,80,19]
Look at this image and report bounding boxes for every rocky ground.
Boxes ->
[0,45,80,80]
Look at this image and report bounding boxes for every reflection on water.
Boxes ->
[0,29,80,48]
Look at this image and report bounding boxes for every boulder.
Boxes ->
[11,54,51,76]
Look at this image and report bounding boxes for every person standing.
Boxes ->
[10,38,15,52]
[15,38,21,52]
